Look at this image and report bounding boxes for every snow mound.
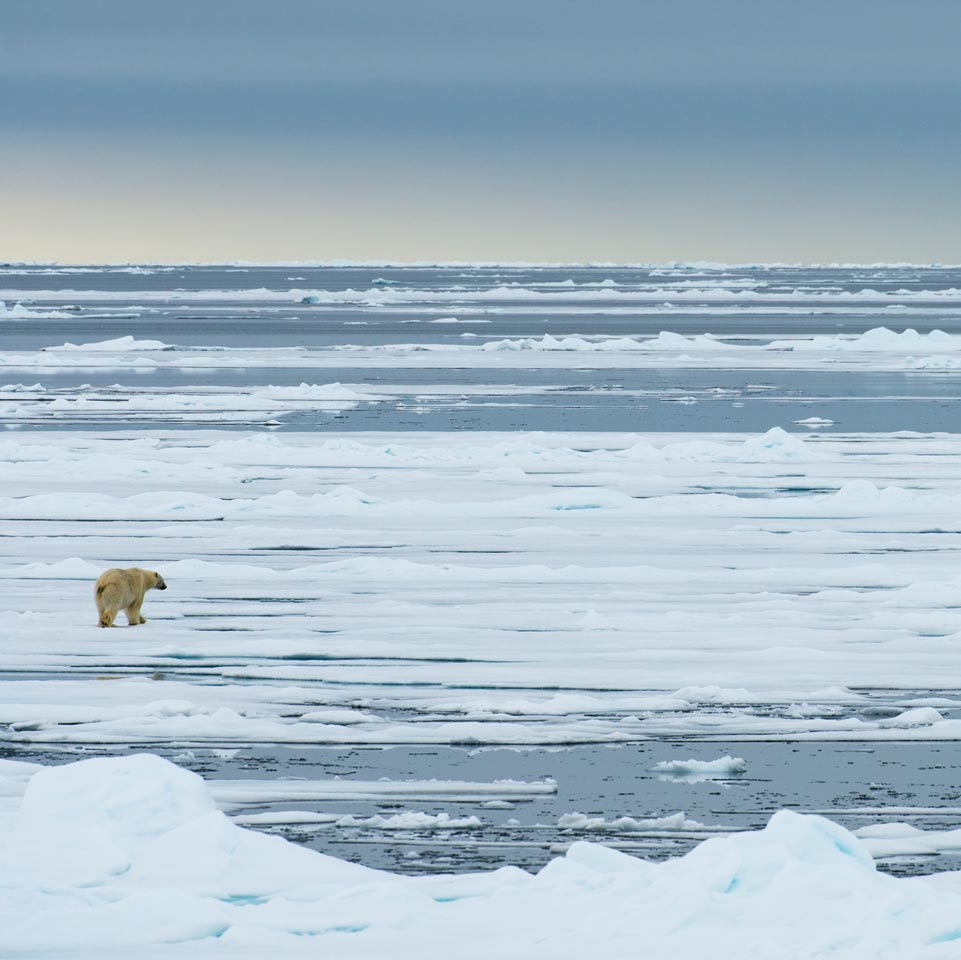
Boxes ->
[480,332,728,353]
[653,427,822,463]
[637,330,730,351]
[768,327,960,353]
[253,382,380,401]
[44,336,174,352]
[17,754,215,866]
[653,756,748,778]
[738,426,818,460]
[5,557,103,579]
[879,707,944,728]
[4,755,961,955]
[482,334,642,352]
[2,755,386,949]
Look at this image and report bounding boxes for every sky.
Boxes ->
[2,0,960,264]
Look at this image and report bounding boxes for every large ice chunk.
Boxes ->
[4,734,961,955]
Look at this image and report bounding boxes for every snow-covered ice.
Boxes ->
[6,426,961,745]
[4,754,961,958]
[9,324,961,373]
[44,335,175,352]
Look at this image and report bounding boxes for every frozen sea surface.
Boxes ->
[7,264,961,905]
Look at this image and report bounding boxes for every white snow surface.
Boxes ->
[3,754,961,958]
[7,427,961,746]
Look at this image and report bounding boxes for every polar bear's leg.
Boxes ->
[96,578,125,627]
[125,602,145,626]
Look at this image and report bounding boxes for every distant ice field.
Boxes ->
[6,264,961,879]
[5,263,961,436]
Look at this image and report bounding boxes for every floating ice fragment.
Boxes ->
[44,336,173,352]
[557,811,707,831]
[333,811,482,830]
[879,707,944,728]
[0,301,74,319]
[653,756,748,778]
[769,327,959,352]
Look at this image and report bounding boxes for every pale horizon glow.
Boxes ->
[3,0,960,262]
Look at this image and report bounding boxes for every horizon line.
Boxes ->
[4,260,961,270]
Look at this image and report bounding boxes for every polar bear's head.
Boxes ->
[151,572,168,591]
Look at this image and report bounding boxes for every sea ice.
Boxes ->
[44,336,173,352]
[7,426,961,747]
[4,754,961,957]
[0,300,74,320]
[556,811,708,832]
[767,327,959,352]
[652,756,748,778]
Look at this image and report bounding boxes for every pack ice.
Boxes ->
[7,426,961,746]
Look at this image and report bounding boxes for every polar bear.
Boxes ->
[95,568,167,627]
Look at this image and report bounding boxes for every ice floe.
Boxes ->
[0,300,74,320]
[0,382,388,423]
[556,811,707,832]
[44,336,175,352]
[6,427,961,746]
[652,756,748,778]
[767,327,960,352]
[5,324,961,376]
[233,810,484,829]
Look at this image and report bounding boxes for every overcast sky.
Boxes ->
[3,0,960,263]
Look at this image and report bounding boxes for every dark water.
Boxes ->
[5,262,961,298]
[6,368,961,434]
